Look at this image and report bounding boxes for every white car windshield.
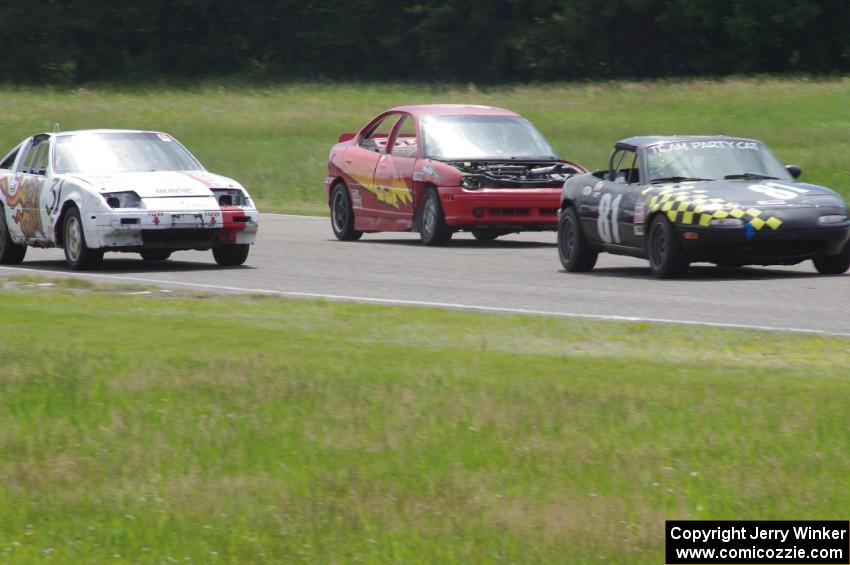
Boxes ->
[646,140,791,182]
[54,132,203,174]
[421,115,558,160]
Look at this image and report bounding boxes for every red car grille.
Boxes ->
[487,207,557,217]
[488,208,531,216]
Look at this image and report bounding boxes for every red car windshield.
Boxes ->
[54,132,203,174]
[421,115,558,160]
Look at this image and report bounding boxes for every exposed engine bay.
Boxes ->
[450,161,581,189]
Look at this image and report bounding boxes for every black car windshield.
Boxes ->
[54,132,203,174]
[645,140,791,183]
[421,115,558,160]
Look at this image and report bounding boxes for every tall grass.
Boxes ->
[1,283,849,562]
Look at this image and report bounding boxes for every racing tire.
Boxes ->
[330,183,363,241]
[813,239,850,275]
[0,205,26,265]
[140,250,172,261]
[419,189,452,246]
[647,215,689,278]
[558,206,597,272]
[63,206,103,270]
[471,229,504,242]
[213,244,249,266]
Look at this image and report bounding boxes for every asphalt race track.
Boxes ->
[2,213,849,335]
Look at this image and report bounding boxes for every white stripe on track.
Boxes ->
[2,264,848,338]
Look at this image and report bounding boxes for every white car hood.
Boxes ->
[68,170,241,198]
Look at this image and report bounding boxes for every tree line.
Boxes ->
[4,0,849,84]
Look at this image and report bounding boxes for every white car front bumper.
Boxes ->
[89,207,259,250]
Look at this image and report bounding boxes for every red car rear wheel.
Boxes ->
[330,183,363,241]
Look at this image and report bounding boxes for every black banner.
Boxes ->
[666,521,849,564]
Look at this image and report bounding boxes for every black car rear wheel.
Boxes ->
[647,215,689,278]
[813,239,850,275]
[557,206,597,272]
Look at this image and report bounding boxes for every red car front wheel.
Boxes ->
[419,189,452,246]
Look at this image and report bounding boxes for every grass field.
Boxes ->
[1,278,849,563]
[2,78,850,214]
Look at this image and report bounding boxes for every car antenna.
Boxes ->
[53,123,61,133]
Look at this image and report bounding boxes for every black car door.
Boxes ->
[583,148,641,250]
[613,150,645,248]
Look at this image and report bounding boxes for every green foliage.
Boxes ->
[2,78,849,214]
[2,0,850,83]
[1,286,850,562]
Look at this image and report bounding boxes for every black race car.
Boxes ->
[557,136,850,278]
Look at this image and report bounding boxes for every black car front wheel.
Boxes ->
[557,206,597,272]
[647,215,689,278]
[813,239,850,275]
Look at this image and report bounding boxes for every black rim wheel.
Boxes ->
[332,189,347,234]
[650,223,666,270]
[422,198,436,240]
[647,216,688,278]
[559,215,577,263]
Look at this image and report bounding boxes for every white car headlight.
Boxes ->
[104,191,143,209]
[211,188,249,206]
[818,214,847,225]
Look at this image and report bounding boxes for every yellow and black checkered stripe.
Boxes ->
[642,184,782,230]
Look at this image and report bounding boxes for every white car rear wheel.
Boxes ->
[0,205,26,265]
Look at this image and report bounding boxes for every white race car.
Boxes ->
[0,129,259,270]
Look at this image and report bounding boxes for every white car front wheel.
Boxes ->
[213,244,249,266]
[63,207,103,270]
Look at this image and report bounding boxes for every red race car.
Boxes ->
[325,104,587,244]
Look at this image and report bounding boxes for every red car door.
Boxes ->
[372,114,417,231]
[346,113,401,232]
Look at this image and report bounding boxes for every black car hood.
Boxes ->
[645,179,846,209]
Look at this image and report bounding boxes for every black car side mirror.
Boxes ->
[786,164,802,179]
